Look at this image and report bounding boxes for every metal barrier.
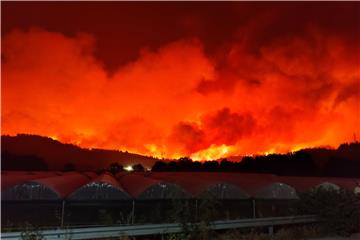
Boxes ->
[1,215,318,240]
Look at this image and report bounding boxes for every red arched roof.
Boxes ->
[91,173,126,192]
[201,172,276,196]
[255,182,299,199]
[67,173,131,200]
[278,176,360,192]
[149,172,271,196]
[3,172,360,200]
[149,172,225,195]
[78,172,98,179]
[275,176,326,192]
[321,177,360,190]
[32,173,93,198]
[1,172,59,191]
[117,174,162,197]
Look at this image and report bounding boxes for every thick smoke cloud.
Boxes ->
[2,8,359,160]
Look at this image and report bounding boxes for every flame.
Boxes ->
[263,148,276,156]
[2,13,359,161]
[290,144,311,153]
[190,144,233,161]
[144,144,166,159]
[49,135,58,141]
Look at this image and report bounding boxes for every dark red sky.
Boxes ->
[3,2,359,72]
[2,2,360,159]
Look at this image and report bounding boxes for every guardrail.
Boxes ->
[1,215,318,240]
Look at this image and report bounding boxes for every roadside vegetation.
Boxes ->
[297,186,360,236]
[167,186,360,239]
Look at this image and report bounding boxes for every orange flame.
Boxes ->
[2,23,359,160]
[191,144,234,161]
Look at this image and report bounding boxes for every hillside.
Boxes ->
[2,134,360,176]
[1,134,160,170]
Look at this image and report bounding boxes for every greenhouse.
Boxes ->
[3,171,359,201]
[2,181,60,201]
[68,174,130,201]
[316,182,339,190]
[2,171,359,227]
[2,173,90,200]
[255,183,298,199]
[200,183,250,199]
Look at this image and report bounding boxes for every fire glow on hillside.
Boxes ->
[2,2,359,160]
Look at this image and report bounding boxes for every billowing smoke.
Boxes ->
[2,11,359,160]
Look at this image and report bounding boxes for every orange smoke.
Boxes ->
[2,25,359,160]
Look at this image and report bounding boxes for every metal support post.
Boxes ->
[268,225,274,236]
[61,200,65,228]
[252,199,256,218]
[132,200,135,224]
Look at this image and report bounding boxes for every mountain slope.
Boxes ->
[1,134,160,170]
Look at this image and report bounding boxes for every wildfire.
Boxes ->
[49,135,58,141]
[290,144,310,153]
[2,6,359,160]
[263,148,276,156]
[190,144,234,161]
[145,144,164,159]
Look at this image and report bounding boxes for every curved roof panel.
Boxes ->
[32,173,93,199]
[255,182,298,199]
[2,173,93,200]
[81,172,98,179]
[279,176,360,192]
[137,182,189,199]
[2,181,60,200]
[149,172,242,196]
[1,172,59,191]
[118,174,161,197]
[277,176,328,192]
[199,182,250,199]
[3,172,359,200]
[321,178,359,191]
[205,172,276,196]
[315,182,341,190]
[68,174,130,200]
[151,172,275,195]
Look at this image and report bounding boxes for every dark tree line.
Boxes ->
[152,142,360,177]
[96,162,145,175]
[2,151,48,171]
[2,140,359,177]
[1,150,147,175]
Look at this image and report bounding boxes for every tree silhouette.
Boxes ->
[152,161,168,171]
[132,163,145,172]
[149,142,360,177]
[2,151,48,171]
[108,162,123,175]
[63,163,76,172]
